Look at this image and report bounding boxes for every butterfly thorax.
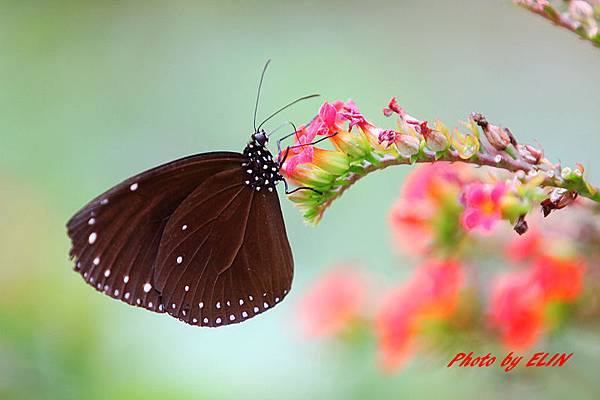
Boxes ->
[242,133,283,192]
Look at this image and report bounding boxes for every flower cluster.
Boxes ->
[296,163,600,373]
[280,98,598,226]
[376,259,464,371]
[515,0,600,46]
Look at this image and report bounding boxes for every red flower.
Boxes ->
[489,269,545,350]
[298,268,365,337]
[532,255,585,302]
[376,286,419,371]
[505,229,543,263]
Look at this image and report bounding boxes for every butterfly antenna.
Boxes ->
[257,93,320,132]
[253,59,271,132]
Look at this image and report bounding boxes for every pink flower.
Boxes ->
[280,128,315,176]
[340,99,370,132]
[413,259,463,318]
[489,269,545,350]
[376,259,464,371]
[383,96,403,117]
[390,163,472,255]
[460,182,508,232]
[298,268,365,337]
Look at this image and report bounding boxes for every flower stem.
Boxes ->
[299,146,598,224]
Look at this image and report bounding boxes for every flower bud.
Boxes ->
[480,124,511,151]
[513,215,528,236]
[394,134,421,158]
[569,0,599,37]
[452,128,480,159]
[313,149,350,176]
[540,188,578,217]
[518,144,544,164]
[423,129,449,152]
[291,165,335,190]
[569,0,595,21]
[330,130,370,159]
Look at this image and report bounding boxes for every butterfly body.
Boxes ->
[67,132,294,328]
[242,131,285,192]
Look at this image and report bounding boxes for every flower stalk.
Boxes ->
[515,0,600,47]
[280,99,600,224]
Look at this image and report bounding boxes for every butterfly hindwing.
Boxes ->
[155,167,294,327]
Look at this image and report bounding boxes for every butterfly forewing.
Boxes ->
[155,168,294,327]
[67,152,244,313]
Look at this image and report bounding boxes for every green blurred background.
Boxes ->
[1,1,600,399]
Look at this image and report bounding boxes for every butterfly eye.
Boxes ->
[254,131,268,146]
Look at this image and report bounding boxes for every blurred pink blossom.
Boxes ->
[298,267,366,337]
[460,182,508,233]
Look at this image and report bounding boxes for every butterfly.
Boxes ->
[66,61,320,327]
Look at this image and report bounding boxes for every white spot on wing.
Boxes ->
[129,183,138,191]
[143,283,152,293]
[88,218,96,225]
[104,269,110,277]
[123,275,129,283]
[93,257,100,266]
[88,232,97,244]
[181,224,188,231]
[176,256,183,264]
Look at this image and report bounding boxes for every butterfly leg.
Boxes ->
[278,132,339,167]
[282,179,322,196]
[286,132,339,150]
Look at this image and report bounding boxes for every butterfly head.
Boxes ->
[252,130,268,147]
